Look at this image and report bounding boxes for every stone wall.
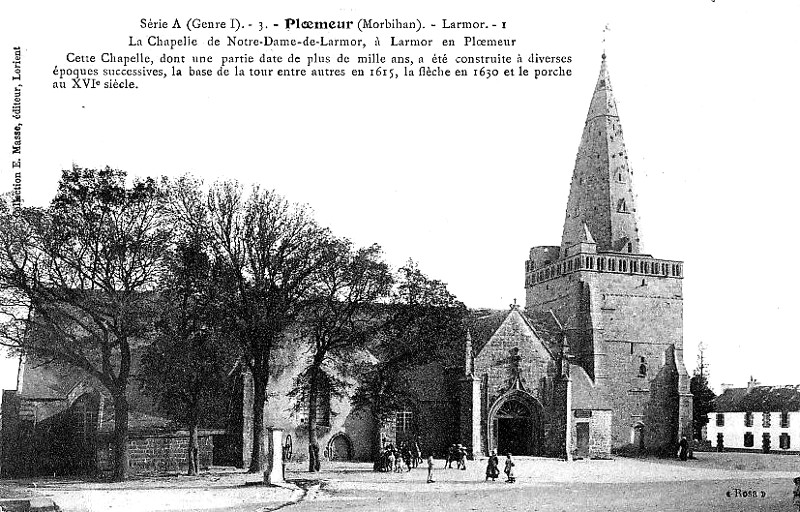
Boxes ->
[527,261,690,452]
[239,350,377,468]
[96,432,214,475]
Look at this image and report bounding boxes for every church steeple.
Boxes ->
[561,54,642,255]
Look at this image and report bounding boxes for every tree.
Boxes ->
[351,261,467,467]
[200,181,332,473]
[690,343,716,441]
[290,241,393,472]
[138,196,235,475]
[0,166,170,481]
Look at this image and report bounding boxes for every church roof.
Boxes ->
[466,310,509,354]
[561,54,642,255]
[713,385,800,413]
[466,308,562,357]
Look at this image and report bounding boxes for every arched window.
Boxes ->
[637,357,647,378]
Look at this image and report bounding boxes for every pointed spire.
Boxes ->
[561,54,642,255]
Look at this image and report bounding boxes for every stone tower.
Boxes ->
[525,54,693,452]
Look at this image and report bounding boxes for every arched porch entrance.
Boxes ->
[488,390,544,456]
[326,432,353,461]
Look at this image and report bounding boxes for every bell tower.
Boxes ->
[525,54,692,452]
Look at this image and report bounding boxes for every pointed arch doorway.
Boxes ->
[488,390,544,456]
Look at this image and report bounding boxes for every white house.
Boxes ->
[705,378,800,453]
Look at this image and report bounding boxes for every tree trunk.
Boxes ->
[112,395,130,481]
[188,423,199,476]
[248,374,267,473]
[307,367,319,472]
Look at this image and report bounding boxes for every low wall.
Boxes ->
[97,431,215,475]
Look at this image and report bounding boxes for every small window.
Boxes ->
[618,199,628,213]
[780,433,791,449]
[627,243,633,254]
[637,357,647,378]
[716,413,725,427]
[744,411,753,427]
[781,411,790,428]
[763,412,771,428]
[744,432,754,447]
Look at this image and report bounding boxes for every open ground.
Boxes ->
[2,452,799,512]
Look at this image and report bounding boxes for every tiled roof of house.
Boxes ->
[713,385,800,412]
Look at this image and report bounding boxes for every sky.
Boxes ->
[1,0,799,394]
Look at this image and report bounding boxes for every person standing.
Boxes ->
[678,437,689,461]
[458,445,467,470]
[485,450,500,481]
[793,476,800,511]
[445,444,456,468]
[504,453,516,483]
[427,454,435,483]
[387,449,396,473]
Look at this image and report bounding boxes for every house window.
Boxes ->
[744,411,753,427]
[716,413,724,427]
[780,433,791,449]
[743,432,754,448]
[396,409,413,434]
[781,411,790,428]
[763,412,771,428]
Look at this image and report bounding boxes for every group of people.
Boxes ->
[444,444,469,470]
[377,440,516,484]
[485,451,515,483]
[378,441,423,473]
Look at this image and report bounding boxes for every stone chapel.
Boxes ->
[1,54,694,476]
[457,53,694,458]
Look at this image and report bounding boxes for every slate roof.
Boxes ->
[466,308,563,357]
[466,310,508,355]
[713,385,800,412]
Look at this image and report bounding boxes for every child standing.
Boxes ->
[504,453,516,483]
[427,455,435,483]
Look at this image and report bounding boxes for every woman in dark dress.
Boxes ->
[485,450,500,481]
